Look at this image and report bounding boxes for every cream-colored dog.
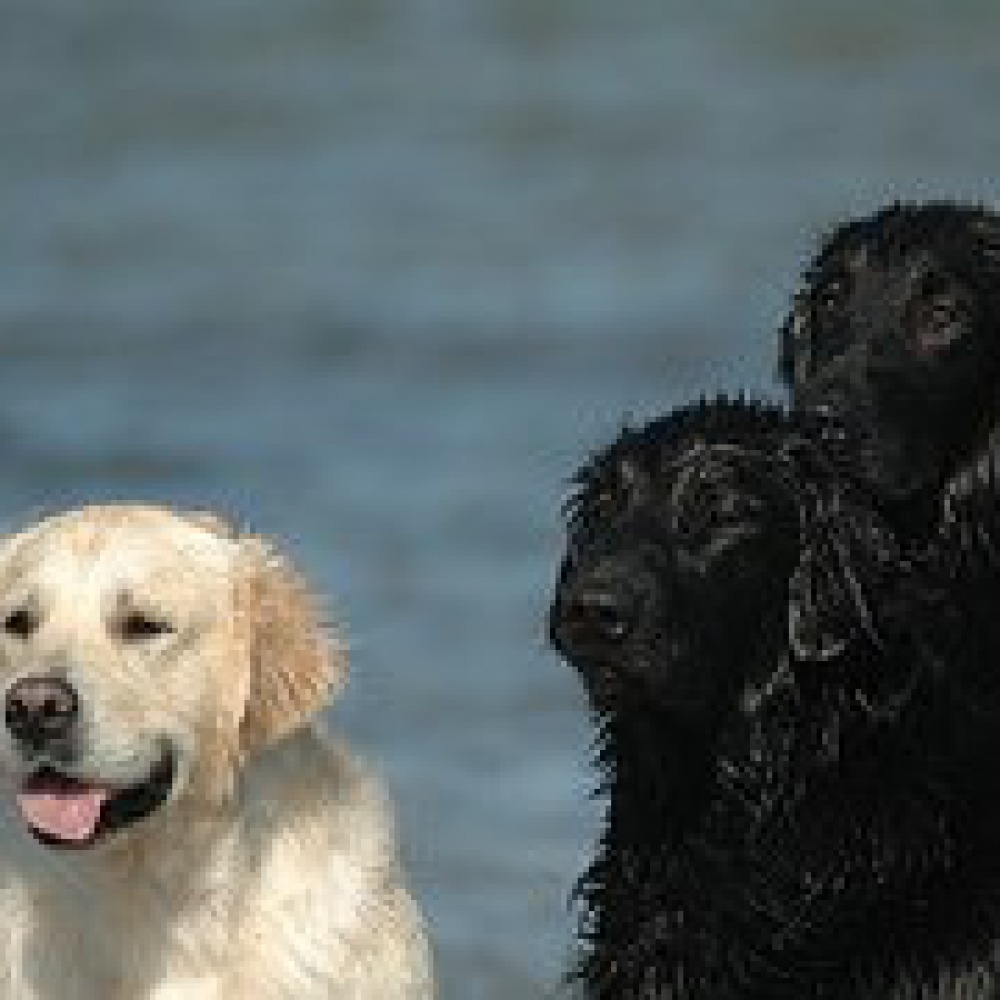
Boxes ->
[0,505,433,999]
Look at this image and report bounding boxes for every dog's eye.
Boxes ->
[3,608,37,638]
[119,613,174,642]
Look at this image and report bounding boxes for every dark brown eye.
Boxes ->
[3,607,37,638]
[120,613,173,641]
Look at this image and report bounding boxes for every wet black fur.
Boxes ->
[779,201,1000,531]
[550,396,1000,998]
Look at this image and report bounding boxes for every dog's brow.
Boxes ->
[113,587,141,610]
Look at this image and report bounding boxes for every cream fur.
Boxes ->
[0,505,434,999]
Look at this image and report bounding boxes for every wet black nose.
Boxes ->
[570,587,633,641]
[555,569,649,652]
[5,676,79,747]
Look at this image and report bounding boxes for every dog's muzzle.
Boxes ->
[14,744,177,851]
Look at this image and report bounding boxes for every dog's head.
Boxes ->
[780,201,1000,501]
[550,400,909,732]
[0,505,344,851]
[549,399,806,729]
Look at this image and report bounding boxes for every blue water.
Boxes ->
[2,2,1000,995]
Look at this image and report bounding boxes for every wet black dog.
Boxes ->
[779,201,1000,530]
[550,396,1000,998]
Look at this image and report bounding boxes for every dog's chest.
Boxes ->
[0,838,241,1000]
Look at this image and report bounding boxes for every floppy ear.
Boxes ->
[233,537,347,756]
[787,547,849,662]
[787,510,893,662]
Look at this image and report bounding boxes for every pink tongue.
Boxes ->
[17,778,110,843]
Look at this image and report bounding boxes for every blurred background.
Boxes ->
[1,2,999,995]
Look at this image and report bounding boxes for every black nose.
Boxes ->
[5,676,79,747]
[555,569,649,652]
[570,587,633,641]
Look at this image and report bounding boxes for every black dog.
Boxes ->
[779,201,1000,531]
[550,396,1000,998]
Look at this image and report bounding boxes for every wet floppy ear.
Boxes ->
[232,537,347,757]
[787,548,848,662]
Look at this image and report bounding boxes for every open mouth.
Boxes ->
[16,746,176,850]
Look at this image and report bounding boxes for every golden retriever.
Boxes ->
[0,505,434,999]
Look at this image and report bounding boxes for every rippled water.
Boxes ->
[2,2,999,995]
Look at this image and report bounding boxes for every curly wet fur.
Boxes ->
[550,397,1000,998]
[779,200,1000,528]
